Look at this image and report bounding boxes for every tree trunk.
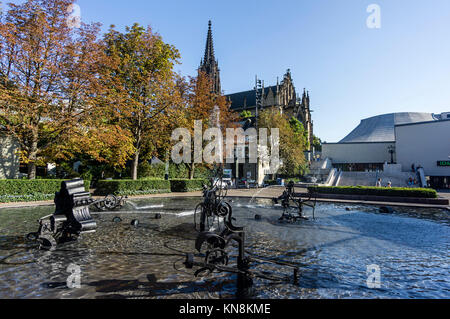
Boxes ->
[131,149,140,180]
[188,163,195,180]
[27,162,37,180]
[27,134,38,180]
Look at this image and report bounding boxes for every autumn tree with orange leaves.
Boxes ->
[0,0,132,179]
[0,1,239,181]
[177,72,239,179]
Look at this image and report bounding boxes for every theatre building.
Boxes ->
[322,112,450,189]
[395,118,450,189]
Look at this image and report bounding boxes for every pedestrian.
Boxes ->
[376,178,382,187]
[387,182,392,188]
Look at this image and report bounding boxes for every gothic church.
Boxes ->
[198,21,314,152]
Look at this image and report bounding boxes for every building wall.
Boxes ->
[322,142,394,164]
[395,120,450,177]
[0,134,20,179]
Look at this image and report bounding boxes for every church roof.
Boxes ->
[226,86,278,110]
[339,112,436,143]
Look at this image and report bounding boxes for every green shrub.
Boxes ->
[170,179,207,192]
[307,186,437,199]
[94,179,171,196]
[193,165,214,179]
[138,162,165,179]
[138,162,191,179]
[0,179,90,203]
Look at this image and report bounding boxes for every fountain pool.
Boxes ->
[0,197,448,299]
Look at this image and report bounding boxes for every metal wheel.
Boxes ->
[104,195,118,210]
[217,202,231,217]
[26,232,39,241]
[205,248,229,268]
[38,235,57,251]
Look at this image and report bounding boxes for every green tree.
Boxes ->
[240,110,252,119]
[312,135,322,152]
[102,23,181,180]
[259,109,307,176]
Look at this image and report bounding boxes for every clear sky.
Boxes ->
[7,0,450,142]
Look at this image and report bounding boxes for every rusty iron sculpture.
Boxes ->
[273,181,317,222]
[27,179,125,250]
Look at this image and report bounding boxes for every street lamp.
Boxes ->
[388,145,396,164]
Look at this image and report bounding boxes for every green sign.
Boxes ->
[437,161,450,167]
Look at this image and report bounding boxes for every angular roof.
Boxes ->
[226,86,277,110]
[340,112,436,143]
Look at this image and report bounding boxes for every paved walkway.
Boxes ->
[1,186,449,210]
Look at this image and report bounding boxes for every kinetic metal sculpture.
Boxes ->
[273,181,317,222]
[27,179,125,249]
[194,168,232,232]
[186,204,300,297]
[185,169,300,297]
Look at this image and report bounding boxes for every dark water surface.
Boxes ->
[0,197,448,299]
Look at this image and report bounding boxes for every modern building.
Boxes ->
[0,132,20,179]
[321,112,450,189]
[395,118,450,189]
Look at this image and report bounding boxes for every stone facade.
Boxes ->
[0,134,20,179]
[226,69,314,151]
[198,22,314,185]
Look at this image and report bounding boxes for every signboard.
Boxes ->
[437,161,450,167]
[223,169,232,180]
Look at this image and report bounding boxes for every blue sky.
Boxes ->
[7,0,450,142]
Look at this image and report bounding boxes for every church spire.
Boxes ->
[204,20,215,65]
[199,20,221,95]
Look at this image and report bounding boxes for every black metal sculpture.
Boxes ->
[273,181,317,222]
[185,170,299,298]
[27,179,125,250]
[93,194,127,212]
[185,207,300,297]
[194,167,232,232]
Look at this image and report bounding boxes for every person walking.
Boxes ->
[376,178,382,187]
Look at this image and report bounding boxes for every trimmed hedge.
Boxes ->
[170,179,207,192]
[94,179,171,196]
[0,179,90,203]
[307,186,438,199]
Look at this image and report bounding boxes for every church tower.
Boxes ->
[199,21,221,95]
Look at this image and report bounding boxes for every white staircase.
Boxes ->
[336,171,419,188]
